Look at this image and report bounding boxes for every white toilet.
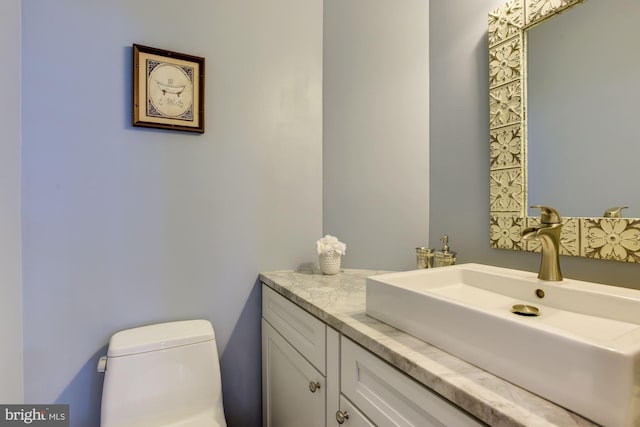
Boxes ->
[98,319,227,427]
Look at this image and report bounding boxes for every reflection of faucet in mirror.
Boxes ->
[522,206,563,281]
[603,206,628,218]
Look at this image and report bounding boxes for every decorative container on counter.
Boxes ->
[316,235,346,275]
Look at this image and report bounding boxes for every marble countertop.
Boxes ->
[259,268,598,427]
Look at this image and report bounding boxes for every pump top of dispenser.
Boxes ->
[434,235,456,267]
[440,235,450,252]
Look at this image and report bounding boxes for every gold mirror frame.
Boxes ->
[488,0,640,263]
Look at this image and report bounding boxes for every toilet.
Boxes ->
[98,319,227,427]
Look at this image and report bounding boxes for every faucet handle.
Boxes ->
[603,206,628,218]
[530,205,561,224]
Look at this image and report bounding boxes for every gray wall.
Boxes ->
[429,0,640,288]
[0,0,24,404]
[323,0,430,271]
[21,0,322,426]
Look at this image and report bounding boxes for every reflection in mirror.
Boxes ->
[527,0,640,218]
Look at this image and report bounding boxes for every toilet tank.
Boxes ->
[100,320,226,427]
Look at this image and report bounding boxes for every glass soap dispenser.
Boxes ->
[434,235,456,267]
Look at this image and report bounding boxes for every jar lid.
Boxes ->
[416,247,434,254]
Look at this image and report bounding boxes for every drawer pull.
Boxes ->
[336,410,350,424]
[309,381,321,393]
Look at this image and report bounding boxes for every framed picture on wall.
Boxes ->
[132,44,205,133]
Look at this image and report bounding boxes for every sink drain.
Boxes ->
[511,304,540,317]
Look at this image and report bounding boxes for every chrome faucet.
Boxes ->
[522,205,563,281]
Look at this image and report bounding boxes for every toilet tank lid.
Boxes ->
[107,320,215,357]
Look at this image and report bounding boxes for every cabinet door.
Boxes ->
[262,319,325,427]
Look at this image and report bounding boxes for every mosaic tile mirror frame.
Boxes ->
[488,0,640,263]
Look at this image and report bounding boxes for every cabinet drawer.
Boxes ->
[341,337,484,427]
[262,285,326,373]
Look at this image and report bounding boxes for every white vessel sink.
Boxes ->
[366,263,640,427]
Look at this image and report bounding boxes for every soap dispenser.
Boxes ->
[434,235,456,267]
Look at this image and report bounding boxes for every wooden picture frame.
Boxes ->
[132,44,205,133]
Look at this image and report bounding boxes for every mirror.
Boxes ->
[488,0,640,263]
[527,0,640,218]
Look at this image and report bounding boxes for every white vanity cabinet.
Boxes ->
[262,284,485,427]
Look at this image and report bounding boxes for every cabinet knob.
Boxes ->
[308,381,321,393]
[336,410,350,424]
